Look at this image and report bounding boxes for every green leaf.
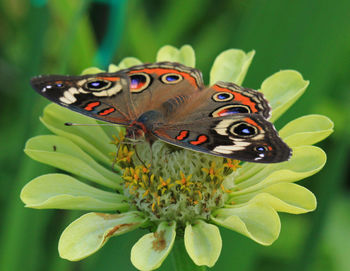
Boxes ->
[209,49,255,85]
[118,57,143,69]
[260,70,309,122]
[279,114,334,147]
[211,202,280,245]
[25,135,122,190]
[233,162,265,185]
[156,45,195,67]
[108,63,119,72]
[230,183,316,214]
[21,173,128,211]
[235,146,326,189]
[107,57,143,72]
[41,103,118,167]
[184,220,222,267]
[131,221,176,271]
[59,211,146,261]
[81,67,105,75]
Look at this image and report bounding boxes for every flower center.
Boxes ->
[112,134,241,227]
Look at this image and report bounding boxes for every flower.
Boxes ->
[21,45,333,270]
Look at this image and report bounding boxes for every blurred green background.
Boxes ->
[0,0,349,270]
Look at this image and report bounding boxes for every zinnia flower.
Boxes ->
[21,45,333,270]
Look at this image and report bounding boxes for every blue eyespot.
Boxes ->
[88,81,108,88]
[160,73,183,84]
[130,74,147,89]
[241,127,251,134]
[227,106,249,114]
[56,83,63,87]
[90,81,103,88]
[211,105,251,117]
[217,93,231,100]
[129,73,150,92]
[213,92,234,102]
[166,75,179,82]
[230,122,257,137]
[85,79,111,91]
[255,146,268,153]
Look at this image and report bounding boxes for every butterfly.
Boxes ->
[30,62,292,163]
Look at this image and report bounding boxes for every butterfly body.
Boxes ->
[31,62,292,163]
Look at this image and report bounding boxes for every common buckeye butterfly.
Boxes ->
[30,62,291,163]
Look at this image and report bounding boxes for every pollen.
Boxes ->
[115,138,234,224]
[223,159,241,172]
[202,161,224,182]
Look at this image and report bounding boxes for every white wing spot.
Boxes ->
[68,87,79,95]
[106,84,122,96]
[59,97,73,104]
[93,90,108,97]
[214,119,235,136]
[213,145,246,154]
[63,91,77,103]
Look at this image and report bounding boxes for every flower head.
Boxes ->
[21,45,333,270]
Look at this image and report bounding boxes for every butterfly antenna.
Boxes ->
[65,122,118,127]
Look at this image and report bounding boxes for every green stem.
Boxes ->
[170,239,207,271]
[94,0,127,68]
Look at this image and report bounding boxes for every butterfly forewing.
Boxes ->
[30,73,135,125]
[119,62,204,117]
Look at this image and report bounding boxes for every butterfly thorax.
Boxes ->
[125,110,164,142]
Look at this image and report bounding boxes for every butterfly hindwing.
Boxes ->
[30,72,135,125]
[162,81,271,124]
[210,81,271,119]
[152,114,291,163]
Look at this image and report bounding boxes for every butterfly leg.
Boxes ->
[134,144,148,168]
[111,140,123,173]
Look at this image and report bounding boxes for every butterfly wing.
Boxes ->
[30,72,135,125]
[164,81,271,124]
[119,62,204,116]
[31,62,291,163]
[30,62,203,125]
[151,81,290,163]
[152,114,291,163]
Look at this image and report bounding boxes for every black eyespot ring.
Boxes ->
[84,79,112,91]
[229,121,258,138]
[211,105,251,117]
[129,72,151,93]
[212,92,234,102]
[160,73,183,84]
[254,146,268,153]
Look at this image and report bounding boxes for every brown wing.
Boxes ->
[152,114,291,163]
[30,72,135,125]
[150,81,290,163]
[119,62,204,117]
[164,81,271,124]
